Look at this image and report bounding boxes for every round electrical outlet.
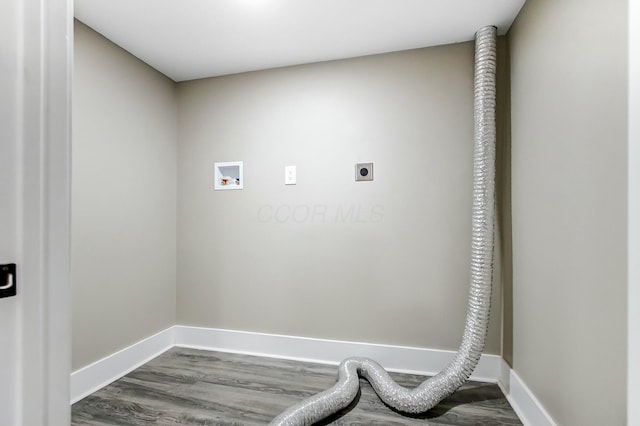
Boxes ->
[355,163,373,181]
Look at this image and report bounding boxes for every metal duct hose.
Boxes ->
[269,25,497,426]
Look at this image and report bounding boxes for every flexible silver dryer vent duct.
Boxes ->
[269,25,498,426]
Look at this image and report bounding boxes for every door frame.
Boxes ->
[629,0,640,424]
[19,0,72,424]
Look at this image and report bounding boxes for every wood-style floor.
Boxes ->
[72,347,522,425]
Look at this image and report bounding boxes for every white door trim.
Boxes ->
[19,0,72,424]
[628,0,640,423]
[0,0,21,422]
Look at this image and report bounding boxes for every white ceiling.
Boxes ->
[74,0,525,82]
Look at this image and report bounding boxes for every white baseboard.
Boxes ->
[174,325,504,383]
[505,369,557,426]
[70,327,174,404]
[70,325,556,426]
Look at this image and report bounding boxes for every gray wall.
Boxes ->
[176,42,505,354]
[72,21,177,370]
[495,36,513,366]
[509,1,627,424]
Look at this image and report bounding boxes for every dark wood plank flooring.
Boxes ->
[72,347,522,425]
